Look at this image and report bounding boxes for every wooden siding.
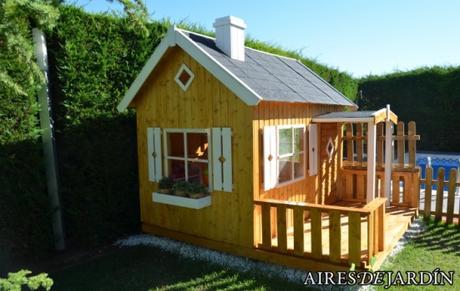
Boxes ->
[319,123,340,205]
[133,46,253,248]
[253,102,344,204]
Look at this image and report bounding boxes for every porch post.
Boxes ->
[384,120,393,207]
[367,121,377,203]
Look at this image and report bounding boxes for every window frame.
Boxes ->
[163,128,212,190]
[275,124,306,187]
[174,64,195,91]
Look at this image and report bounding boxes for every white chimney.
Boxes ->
[213,16,247,61]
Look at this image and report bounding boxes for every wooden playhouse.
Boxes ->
[117,16,421,271]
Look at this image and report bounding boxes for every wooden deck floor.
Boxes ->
[271,204,416,261]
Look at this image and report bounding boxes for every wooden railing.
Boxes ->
[253,198,386,267]
[343,121,420,169]
[420,167,460,224]
[340,167,420,208]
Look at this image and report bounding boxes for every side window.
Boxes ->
[263,125,306,191]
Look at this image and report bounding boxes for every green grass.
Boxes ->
[378,221,460,290]
[51,246,308,291]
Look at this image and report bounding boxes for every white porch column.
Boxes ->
[384,121,393,206]
[367,121,377,203]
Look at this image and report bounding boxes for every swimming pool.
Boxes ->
[416,152,460,190]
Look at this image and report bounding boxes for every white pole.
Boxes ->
[367,121,377,203]
[33,28,66,251]
[384,105,392,207]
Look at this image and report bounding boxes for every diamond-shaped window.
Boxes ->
[326,137,335,160]
[175,64,195,91]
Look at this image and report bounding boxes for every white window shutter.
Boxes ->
[308,124,318,176]
[212,128,223,191]
[147,127,162,182]
[221,128,233,192]
[263,126,277,191]
[212,128,233,192]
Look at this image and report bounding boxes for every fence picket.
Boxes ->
[424,167,433,219]
[435,168,445,222]
[446,169,457,224]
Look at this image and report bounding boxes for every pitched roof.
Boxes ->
[117,26,357,112]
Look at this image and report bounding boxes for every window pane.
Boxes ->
[279,128,292,155]
[294,127,304,153]
[187,162,209,187]
[169,159,186,182]
[187,133,208,160]
[167,132,184,157]
[278,156,293,183]
[294,152,304,179]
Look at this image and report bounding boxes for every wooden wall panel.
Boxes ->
[133,47,253,248]
[252,101,344,205]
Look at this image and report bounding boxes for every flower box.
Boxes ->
[152,192,211,209]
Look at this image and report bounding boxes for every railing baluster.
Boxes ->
[329,211,341,263]
[397,122,405,168]
[348,212,361,266]
[356,123,363,165]
[408,121,417,168]
[277,204,287,252]
[293,206,304,256]
[346,123,354,163]
[310,208,322,259]
[261,203,271,248]
[367,212,375,259]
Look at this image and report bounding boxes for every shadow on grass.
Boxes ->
[51,246,308,291]
[414,220,460,256]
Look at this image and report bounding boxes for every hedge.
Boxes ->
[359,67,460,152]
[1,5,358,255]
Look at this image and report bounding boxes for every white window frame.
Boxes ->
[163,128,212,190]
[275,124,306,187]
[174,64,195,91]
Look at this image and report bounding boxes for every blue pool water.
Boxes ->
[417,154,460,190]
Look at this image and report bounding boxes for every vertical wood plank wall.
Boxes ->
[252,102,344,204]
[132,47,254,248]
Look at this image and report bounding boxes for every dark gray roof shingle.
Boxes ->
[184,31,356,107]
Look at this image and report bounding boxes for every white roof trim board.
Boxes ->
[117,26,357,112]
[311,108,397,124]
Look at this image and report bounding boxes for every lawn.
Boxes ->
[378,220,460,290]
[22,221,460,290]
[50,246,308,291]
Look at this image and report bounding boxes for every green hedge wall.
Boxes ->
[359,67,460,152]
[1,5,358,254]
[46,6,167,247]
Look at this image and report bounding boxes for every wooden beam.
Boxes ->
[384,120,392,207]
[367,122,377,203]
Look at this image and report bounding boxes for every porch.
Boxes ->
[253,106,421,270]
[254,199,416,270]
